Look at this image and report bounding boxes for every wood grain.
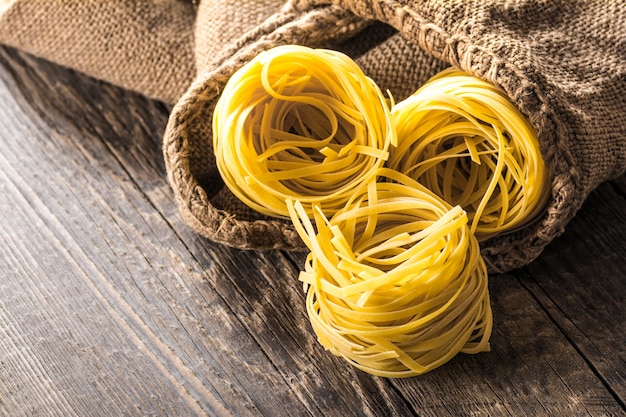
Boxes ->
[0,45,624,417]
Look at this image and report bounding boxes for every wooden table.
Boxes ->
[0,45,624,417]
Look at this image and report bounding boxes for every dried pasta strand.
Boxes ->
[389,68,550,240]
[287,168,492,378]
[213,45,396,219]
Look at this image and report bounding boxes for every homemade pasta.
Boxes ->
[389,69,549,240]
[213,45,395,219]
[287,168,492,378]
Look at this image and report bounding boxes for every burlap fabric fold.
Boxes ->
[1,0,625,272]
[0,0,197,103]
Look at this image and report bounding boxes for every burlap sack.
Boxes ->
[162,0,626,273]
[2,0,625,272]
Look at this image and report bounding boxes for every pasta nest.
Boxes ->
[288,168,492,378]
[389,69,549,240]
[213,44,396,218]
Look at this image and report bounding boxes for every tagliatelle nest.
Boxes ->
[212,44,395,219]
[389,69,549,240]
[288,168,492,378]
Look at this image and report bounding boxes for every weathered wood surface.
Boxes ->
[0,45,624,417]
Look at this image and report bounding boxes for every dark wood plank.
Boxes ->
[1,45,625,417]
[521,179,626,407]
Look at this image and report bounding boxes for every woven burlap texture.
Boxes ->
[0,0,196,103]
[1,0,625,273]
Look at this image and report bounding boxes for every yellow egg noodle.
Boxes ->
[389,68,549,240]
[212,44,396,219]
[287,168,492,378]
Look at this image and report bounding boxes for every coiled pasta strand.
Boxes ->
[389,69,549,240]
[287,168,492,378]
[213,45,396,219]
